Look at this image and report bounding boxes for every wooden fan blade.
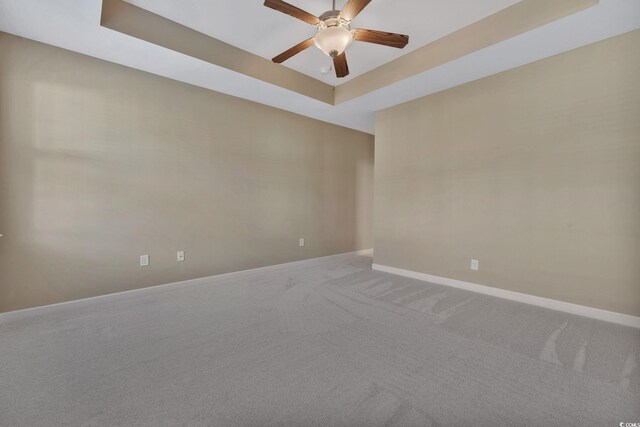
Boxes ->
[353,28,409,49]
[264,0,320,25]
[333,52,349,78]
[272,38,315,63]
[340,0,372,21]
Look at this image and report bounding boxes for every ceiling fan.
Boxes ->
[264,0,409,78]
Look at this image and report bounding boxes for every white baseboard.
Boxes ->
[372,263,640,329]
[0,249,373,324]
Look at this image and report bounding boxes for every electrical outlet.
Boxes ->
[177,250,185,262]
[140,254,150,267]
[299,238,305,247]
[471,259,479,271]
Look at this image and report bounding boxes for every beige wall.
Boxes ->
[0,33,374,313]
[374,30,640,316]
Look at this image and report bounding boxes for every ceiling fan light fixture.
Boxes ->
[266,0,409,78]
[314,23,353,58]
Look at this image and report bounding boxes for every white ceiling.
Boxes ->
[125,0,521,85]
[0,0,639,134]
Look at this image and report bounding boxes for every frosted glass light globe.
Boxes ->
[314,26,353,58]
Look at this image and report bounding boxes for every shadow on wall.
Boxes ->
[1,81,146,310]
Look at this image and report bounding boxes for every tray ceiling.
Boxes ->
[125,0,522,85]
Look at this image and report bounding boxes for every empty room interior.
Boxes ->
[1,0,639,425]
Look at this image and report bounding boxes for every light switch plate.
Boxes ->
[177,250,185,261]
[140,254,150,267]
[299,238,305,247]
[471,259,479,271]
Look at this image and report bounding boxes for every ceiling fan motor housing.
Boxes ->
[319,10,342,23]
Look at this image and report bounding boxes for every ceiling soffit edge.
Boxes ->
[100,0,334,104]
[101,0,599,107]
